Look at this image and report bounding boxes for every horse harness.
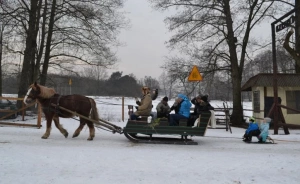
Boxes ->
[42,94,62,115]
[54,94,62,114]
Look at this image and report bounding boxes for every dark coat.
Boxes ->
[156,101,171,118]
[170,101,182,114]
[191,97,214,115]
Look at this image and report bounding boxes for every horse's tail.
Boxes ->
[89,98,99,121]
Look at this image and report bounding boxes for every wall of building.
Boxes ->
[251,86,300,125]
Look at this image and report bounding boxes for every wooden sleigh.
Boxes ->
[123,111,212,145]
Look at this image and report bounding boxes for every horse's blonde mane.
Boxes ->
[30,84,56,98]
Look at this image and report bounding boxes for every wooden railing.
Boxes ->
[0,97,42,128]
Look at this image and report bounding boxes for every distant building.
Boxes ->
[241,73,300,125]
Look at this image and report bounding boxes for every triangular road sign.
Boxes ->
[188,66,203,82]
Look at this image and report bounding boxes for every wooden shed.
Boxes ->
[241,73,300,125]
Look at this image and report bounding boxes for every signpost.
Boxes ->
[276,15,295,32]
[271,9,295,135]
[188,65,203,82]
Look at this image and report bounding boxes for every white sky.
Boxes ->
[110,0,173,80]
[1,97,300,184]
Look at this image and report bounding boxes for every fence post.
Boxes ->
[122,96,124,122]
[37,103,42,128]
[22,102,25,121]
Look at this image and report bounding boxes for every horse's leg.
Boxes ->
[42,114,53,139]
[72,119,86,138]
[86,121,95,141]
[53,116,69,138]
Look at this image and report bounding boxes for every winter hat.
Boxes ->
[142,86,150,95]
[249,117,255,122]
[264,117,272,123]
[162,96,168,102]
[201,95,208,102]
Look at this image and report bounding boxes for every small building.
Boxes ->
[241,73,300,125]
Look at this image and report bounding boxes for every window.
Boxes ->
[253,91,260,113]
[286,91,300,114]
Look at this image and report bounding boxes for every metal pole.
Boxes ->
[271,23,279,134]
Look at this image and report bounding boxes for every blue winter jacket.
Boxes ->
[259,122,270,141]
[177,94,192,118]
[246,122,259,134]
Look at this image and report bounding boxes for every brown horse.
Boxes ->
[23,82,99,140]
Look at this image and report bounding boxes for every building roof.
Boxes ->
[241,73,300,91]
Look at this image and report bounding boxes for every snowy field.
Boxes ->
[1,96,300,184]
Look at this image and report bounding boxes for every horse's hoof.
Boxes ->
[41,136,48,139]
[87,137,93,141]
[72,133,79,138]
[64,132,69,138]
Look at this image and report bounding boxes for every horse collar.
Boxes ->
[57,95,62,106]
[53,95,62,114]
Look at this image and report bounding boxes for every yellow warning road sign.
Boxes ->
[188,66,203,82]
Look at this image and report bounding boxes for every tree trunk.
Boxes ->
[224,0,244,126]
[295,0,300,73]
[231,73,244,126]
[283,29,300,67]
[33,0,45,82]
[17,0,39,107]
[40,0,56,85]
[0,26,3,96]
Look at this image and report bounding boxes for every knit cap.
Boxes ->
[264,117,272,123]
[249,117,255,122]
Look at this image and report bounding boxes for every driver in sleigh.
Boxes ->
[130,86,153,120]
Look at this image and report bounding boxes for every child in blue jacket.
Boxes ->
[243,117,260,142]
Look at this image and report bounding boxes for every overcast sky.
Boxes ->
[109,0,172,80]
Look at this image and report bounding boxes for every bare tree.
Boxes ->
[17,0,39,107]
[142,76,160,90]
[149,0,279,126]
[158,71,176,99]
[1,0,127,101]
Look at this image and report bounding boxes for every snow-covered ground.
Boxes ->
[1,96,300,184]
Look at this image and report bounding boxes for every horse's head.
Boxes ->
[23,82,41,105]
